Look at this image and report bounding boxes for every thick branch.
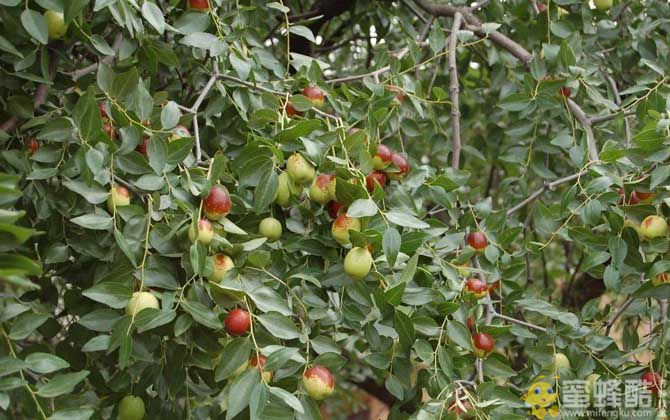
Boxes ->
[566,98,599,162]
[449,13,463,169]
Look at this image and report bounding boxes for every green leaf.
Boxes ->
[264,347,299,371]
[515,298,580,329]
[346,199,377,218]
[214,337,251,381]
[48,408,95,420]
[90,35,115,56]
[36,371,89,398]
[256,312,301,340]
[21,10,48,45]
[9,313,49,340]
[141,1,165,34]
[161,101,181,129]
[386,211,429,229]
[82,282,132,309]
[394,310,415,351]
[254,170,278,214]
[181,300,222,329]
[446,321,472,351]
[249,382,269,420]
[147,136,167,175]
[134,309,176,333]
[383,227,401,268]
[248,287,292,316]
[71,213,113,230]
[25,353,70,374]
[269,386,304,414]
[227,369,260,419]
[288,25,315,43]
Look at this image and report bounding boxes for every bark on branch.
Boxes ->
[449,13,463,169]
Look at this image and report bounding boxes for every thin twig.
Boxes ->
[604,296,634,335]
[493,312,547,332]
[589,110,635,124]
[449,13,463,169]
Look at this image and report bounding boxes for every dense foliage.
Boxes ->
[1,0,670,419]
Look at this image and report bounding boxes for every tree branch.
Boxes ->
[449,13,463,169]
[566,98,599,162]
[506,170,587,216]
[604,296,633,335]
[64,33,123,81]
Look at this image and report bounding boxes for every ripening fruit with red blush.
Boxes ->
[466,317,475,331]
[639,215,667,239]
[309,174,334,205]
[26,137,39,155]
[103,123,116,140]
[98,102,109,119]
[366,171,387,192]
[641,371,662,395]
[249,355,273,383]
[136,136,149,155]
[303,365,335,400]
[188,218,214,244]
[225,308,251,336]
[386,85,405,105]
[203,185,232,221]
[464,278,489,300]
[302,86,325,108]
[386,152,409,180]
[537,2,547,12]
[285,102,302,117]
[373,144,393,170]
[188,0,209,11]
[558,87,571,98]
[328,201,345,219]
[471,332,495,358]
[466,231,487,250]
[331,214,361,245]
[107,186,130,213]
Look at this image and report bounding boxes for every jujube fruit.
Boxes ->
[344,247,373,280]
[249,355,272,383]
[45,11,67,40]
[225,308,251,336]
[287,153,316,184]
[188,219,214,244]
[331,214,361,245]
[366,171,387,192]
[464,278,488,299]
[309,174,334,205]
[118,395,145,420]
[641,370,661,395]
[302,86,325,108]
[471,332,494,358]
[259,217,282,241]
[386,152,409,180]
[203,185,231,220]
[303,365,335,400]
[466,231,487,250]
[638,215,667,239]
[107,186,130,213]
[126,291,159,317]
[373,144,393,170]
[208,254,234,283]
[188,0,209,11]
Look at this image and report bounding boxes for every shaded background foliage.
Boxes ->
[1,0,670,418]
